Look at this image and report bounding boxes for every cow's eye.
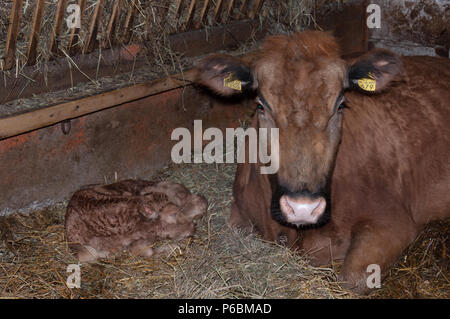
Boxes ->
[257,103,265,114]
[335,94,346,114]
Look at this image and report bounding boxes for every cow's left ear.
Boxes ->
[195,54,256,96]
[347,49,403,93]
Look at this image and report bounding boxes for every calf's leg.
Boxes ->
[70,243,110,262]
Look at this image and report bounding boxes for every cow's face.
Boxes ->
[195,31,402,228]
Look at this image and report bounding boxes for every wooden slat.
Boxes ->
[198,0,210,26]
[67,0,87,55]
[249,0,264,19]
[121,0,137,44]
[48,0,67,56]
[3,0,24,70]
[0,51,259,140]
[0,72,194,140]
[83,0,105,54]
[235,0,248,20]
[184,0,198,30]
[103,0,122,48]
[174,0,184,18]
[26,0,46,66]
[224,0,235,23]
[213,0,224,21]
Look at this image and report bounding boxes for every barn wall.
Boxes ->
[314,0,449,57]
[0,86,252,215]
[314,0,369,58]
[368,0,449,57]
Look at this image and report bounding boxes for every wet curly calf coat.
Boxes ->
[65,179,207,262]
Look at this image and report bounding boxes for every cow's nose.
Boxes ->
[279,195,326,226]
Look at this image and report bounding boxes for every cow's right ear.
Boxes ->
[347,49,403,93]
[195,54,255,96]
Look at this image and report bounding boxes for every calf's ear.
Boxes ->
[195,54,255,96]
[348,49,402,93]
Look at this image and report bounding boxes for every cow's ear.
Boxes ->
[195,54,255,96]
[348,49,402,93]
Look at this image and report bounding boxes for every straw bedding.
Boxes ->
[0,160,448,299]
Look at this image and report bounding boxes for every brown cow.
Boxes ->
[65,179,207,262]
[194,31,450,293]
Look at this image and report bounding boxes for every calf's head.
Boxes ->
[195,31,402,228]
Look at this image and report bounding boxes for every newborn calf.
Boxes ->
[65,179,207,262]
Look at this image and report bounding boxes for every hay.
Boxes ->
[0,0,318,73]
[0,0,187,77]
[0,159,448,298]
[370,219,449,298]
[261,0,318,34]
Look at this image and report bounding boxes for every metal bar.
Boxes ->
[213,0,223,21]
[67,0,87,55]
[224,0,235,23]
[121,0,137,44]
[198,0,210,27]
[104,0,122,48]
[26,0,46,66]
[174,0,184,18]
[3,0,24,70]
[84,0,105,54]
[249,0,264,19]
[235,0,247,20]
[48,0,68,56]
[184,0,198,30]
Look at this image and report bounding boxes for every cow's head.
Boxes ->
[195,31,402,228]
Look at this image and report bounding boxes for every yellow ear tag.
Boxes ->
[357,78,376,91]
[224,73,242,92]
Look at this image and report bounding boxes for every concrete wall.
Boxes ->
[315,0,449,57]
[368,0,449,57]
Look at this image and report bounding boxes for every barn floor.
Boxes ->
[0,161,448,299]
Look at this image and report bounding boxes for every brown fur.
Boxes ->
[195,31,450,293]
[65,179,208,262]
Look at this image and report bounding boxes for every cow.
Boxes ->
[65,179,207,262]
[194,31,450,293]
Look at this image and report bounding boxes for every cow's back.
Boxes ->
[334,55,450,226]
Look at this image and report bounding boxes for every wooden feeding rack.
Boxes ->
[1,0,265,71]
[0,0,267,139]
